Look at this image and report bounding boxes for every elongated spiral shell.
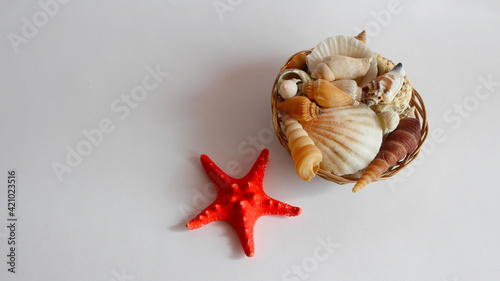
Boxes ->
[277,96,323,122]
[352,118,421,193]
[303,79,356,108]
[301,104,383,176]
[281,114,323,181]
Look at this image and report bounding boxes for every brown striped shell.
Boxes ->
[276,96,323,122]
[352,118,421,193]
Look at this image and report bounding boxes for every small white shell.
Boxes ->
[331,79,362,101]
[306,36,378,87]
[377,111,400,134]
[301,104,383,176]
[278,79,299,100]
[362,63,405,106]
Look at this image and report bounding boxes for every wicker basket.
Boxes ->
[271,50,429,185]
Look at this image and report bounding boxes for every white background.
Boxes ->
[1,0,500,280]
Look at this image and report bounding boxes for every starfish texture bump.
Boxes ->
[186,149,301,257]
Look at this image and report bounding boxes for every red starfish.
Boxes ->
[186,149,301,257]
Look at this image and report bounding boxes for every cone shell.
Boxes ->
[352,118,421,193]
[331,79,362,101]
[306,36,378,87]
[362,63,405,107]
[303,79,356,108]
[281,114,322,181]
[276,96,323,122]
[375,55,413,114]
[301,104,383,176]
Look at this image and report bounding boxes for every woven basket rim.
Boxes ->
[271,49,429,185]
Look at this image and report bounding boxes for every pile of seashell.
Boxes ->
[272,31,426,193]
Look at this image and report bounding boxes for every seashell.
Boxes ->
[306,35,378,87]
[400,106,416,119]
[331,79,362,101]
[281,114,322,181]
[277,69,313,85]
[311,55,372,81]
[362,62,405,107]
[303,79,356,108]
[276,96,323,122]
[286,53,308,71]
[377,111,400,134]
[301,104,383,176]
[278,79,299,100]
[352,118,421,193]
[354,30,367,44]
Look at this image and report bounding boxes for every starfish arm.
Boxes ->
[262,198,302,217]
[186,201,226,230]
[229,201,258,257]
[200,154,234,192]
[242,149,269,185]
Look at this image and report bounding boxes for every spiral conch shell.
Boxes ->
[276,96,323,122]
[301,104,383,176]
[311,55,372,82]
[281,114,322,181]
[306,35,378,87]
[352,118,421,193]
[354,30,367,44]
[303,79,356,108]
[362,62,405,107]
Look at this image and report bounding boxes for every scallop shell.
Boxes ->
[331,79,362,101]
[303,79,356,108]
[377,111,400,134]
[306,36,378,87]
[281,114,322,181]
[353,118,421,193]
[311,55,372,82]
[276,96,323,122]
[301,104,383,176]
[362,63,405,107]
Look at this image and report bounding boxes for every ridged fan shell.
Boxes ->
[301,104,383,176]
[306,36,378,87]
